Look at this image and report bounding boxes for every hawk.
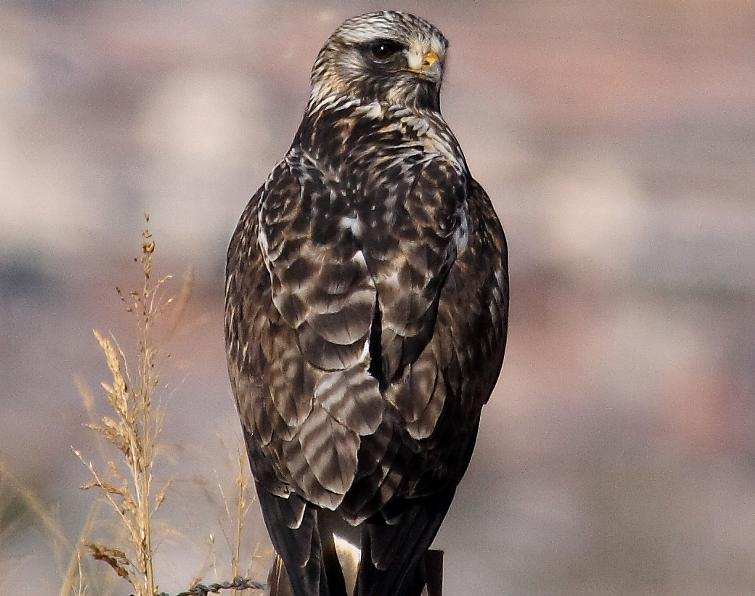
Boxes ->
[225,11,508,596]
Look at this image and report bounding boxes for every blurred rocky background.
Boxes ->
[1,1,754,594]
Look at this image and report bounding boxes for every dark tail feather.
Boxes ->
[355,489,455,596]
[317,510,349,596]
[256,482,344,596]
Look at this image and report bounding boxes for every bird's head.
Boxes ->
[308,11,448,112]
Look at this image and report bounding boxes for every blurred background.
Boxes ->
[1,1,754,594]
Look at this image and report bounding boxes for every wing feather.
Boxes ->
[227,155,386,510]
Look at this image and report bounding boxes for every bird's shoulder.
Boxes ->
[295,98,467,177]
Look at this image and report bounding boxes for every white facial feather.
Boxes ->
[307,11,448,110]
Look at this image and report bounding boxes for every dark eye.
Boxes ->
[368,39,404,61]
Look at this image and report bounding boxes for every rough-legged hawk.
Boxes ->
[225,10,508,596]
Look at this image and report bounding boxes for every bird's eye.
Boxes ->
[368,39,404,61]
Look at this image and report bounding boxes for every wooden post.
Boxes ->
[424,550,443,596]
[268,550,444,595]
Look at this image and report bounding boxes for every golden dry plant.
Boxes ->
[0,449,121,596]
[69,216,266,596]
[73,216,185,596]
[211,448,269,596]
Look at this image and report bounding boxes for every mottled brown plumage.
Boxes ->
[225,10,508,596]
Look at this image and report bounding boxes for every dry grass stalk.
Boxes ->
[74,216,177,596]
[59,376,117,596]
[230,451,250,596]
[0,456,98,595]
[193,440,264,594]
[60,376,141,596]
[210,448,252,591]
[0,459,72,572]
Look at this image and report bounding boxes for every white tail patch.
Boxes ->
[333,535,361,595]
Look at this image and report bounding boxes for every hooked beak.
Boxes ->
[403,50,442,82]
